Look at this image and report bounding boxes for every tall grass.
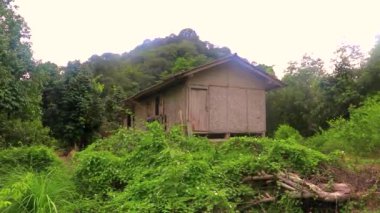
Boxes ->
[0,168,77,212]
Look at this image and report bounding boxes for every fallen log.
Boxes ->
[242,174,274,183]
[241,171,354,206]
[278,172,352,202]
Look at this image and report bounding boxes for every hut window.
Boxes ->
[155,96,160,116]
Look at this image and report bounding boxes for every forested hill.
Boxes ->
[85,28,231,97]
[40,28,233,147]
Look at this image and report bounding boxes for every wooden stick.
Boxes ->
[242,175,274,183]
[277,181,296,191]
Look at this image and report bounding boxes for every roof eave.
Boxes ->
[125,53,285,102]
[125,54,236,102]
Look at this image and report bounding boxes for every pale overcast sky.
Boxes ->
[16,0,380,77]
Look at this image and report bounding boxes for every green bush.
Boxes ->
[74,151,126,198]
[266,140,329,174]
[0,146,60,176]
[85,127,143,156]
[0,119,56,148]
[217,137,329,178]
[274,124,303,142]
[307,93,380,156]
[74,123,232,212]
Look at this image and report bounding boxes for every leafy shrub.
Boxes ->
[0,119,56,148]
[74,151,126,198]
[307,93,380,156]
[85,127,143,156]
[274,124,303,142]
[217,137,329,178]
[75,123,232,212]
[65,197,105,213]
[0,146,60,176]
[266,140,329,174]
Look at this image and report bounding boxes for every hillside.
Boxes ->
[86,28,232,96]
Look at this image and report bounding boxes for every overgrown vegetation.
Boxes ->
[0,146,60,175]
[71,123,333,212]
[307,92,380,156]
[1,114,379,211]
[0,0,379,211]
[267,44,380,137]
[0,146,75,212]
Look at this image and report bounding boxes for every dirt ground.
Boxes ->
[308,161,380,211]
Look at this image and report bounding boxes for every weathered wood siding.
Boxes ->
[133,97,154,129]
[163,84,187,128]
[189,88,208,132]
[187,62,266,89]
[247,89,266,132]
[227,87,248,132]
[133,84,186,129]
[208,86,227,132]
[187,61,266,134]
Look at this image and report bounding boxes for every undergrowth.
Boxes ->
[0,146,60,176]
[4,113,376,212]
[306,93,380,157]
[73,122,332,212]
[0,146,77,213]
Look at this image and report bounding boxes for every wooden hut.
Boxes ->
[125,54,284,138]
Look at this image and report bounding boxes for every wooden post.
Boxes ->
[225,133,230,139]
[186,121,193,136]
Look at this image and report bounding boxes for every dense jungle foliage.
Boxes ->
[0,0,379,212]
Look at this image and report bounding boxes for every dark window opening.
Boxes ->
[155,96,160,116]
[126,114,132,127]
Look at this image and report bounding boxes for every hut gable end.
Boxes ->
[187,61,266,90]
[125,54,284,138]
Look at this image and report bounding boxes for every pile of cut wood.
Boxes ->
[239,171,353,210]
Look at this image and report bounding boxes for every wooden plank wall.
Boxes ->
[227,87,248,132]
[188,61,267,134]
[209,86,227,132]
[247,90,265,132]
[189,88,208,132]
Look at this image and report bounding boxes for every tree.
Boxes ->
[42,61,104,148]
[178,28,199,40]
[0,0,36,120]
[160,55,208,78]
[358,39,380,96]
[0,0,57,147]
[258,64,276,77]
[320,45,364,120]
[267,55,326,136]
